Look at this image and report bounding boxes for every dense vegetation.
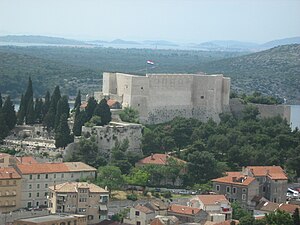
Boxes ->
[202,44,300,104]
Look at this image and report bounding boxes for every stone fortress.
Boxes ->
[100,72,231,124]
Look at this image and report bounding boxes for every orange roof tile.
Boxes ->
[168,204,201,216]
[80,102,88,109]
[49,182,108,193]
[17,156,38,164]
[0,167,21,179]
[197,195,229,205]
[137,154,186,165]
[278,204,300,214]
[64,162,96,172]
[17,162,69,174]
[135,205,154,214]
[247,166,288,180]
[107,99,120,107]
[212,172,256,186]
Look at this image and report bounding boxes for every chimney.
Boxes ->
[151,153,154,160]
[54,182,56,190]
[232,177,237,182]
[9,172,13,179]
[192,209,194,214]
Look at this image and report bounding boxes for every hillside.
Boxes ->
[0,50,99,98]
[201,44,300,104]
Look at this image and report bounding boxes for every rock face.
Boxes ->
[101,72,231,124]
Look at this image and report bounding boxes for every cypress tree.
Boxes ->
[55,114,73,148]
[50,86,61,114]
[0,111,9,141]
[23,77,33,115]
[94,98,112,125]
[2,96,17,130]
[73,105,87,136]
[74,90,81,109]
[44,86,61,130]
[55,95,70,131]
[25,98,35,125]
[0,92,2,109]
[85,97,97,121]
[17,94,26,125]
[42,91,50,120]
[34,98,43,123]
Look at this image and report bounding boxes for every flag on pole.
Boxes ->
[147,60,154,65]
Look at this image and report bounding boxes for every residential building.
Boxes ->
[144,199,169,216]
[15,162,96,208]
[124,204,156,225]
[189,195,232,221]
[13,214,87,225]
[150,215,179,225]
[243,166,288,203]
[0,167,22,212]
[277,203,300,214]
[253,200,279,218]
[212,172,259,210]
[136,153,186,186]
[48,182,109,225]
[167,204,207,223]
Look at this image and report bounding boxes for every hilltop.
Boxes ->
[201,44,300,104]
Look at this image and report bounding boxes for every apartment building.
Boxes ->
[48,182,109,225]
[0,167,22,212]
[15,162,97,208]
[212,172,259,210]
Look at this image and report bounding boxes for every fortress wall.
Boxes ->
[222,78,231,111]
[102,72,117,95]
[115,73,133,107]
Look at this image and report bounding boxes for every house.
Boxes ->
[254,200,279,217]
[13,214,87,225]
[14,161,97,208]
[0,167,22,212]
[189,195,232,221]
[167,204,207,223]
[150,215,179,225]
[277,203,300,214]
[136,153,187,186]
[144,199,169,216]
[48,182,109,225]
[124,204,156,225]
[212,172,259,210]
[244,166,288,203]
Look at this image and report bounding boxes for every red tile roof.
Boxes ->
[197,195,229,205]
[278,203,300,214]
[247,166,288,180]
[212,172,256,186]
[135,205,154,214]
[107,99,120,107]
[168,204,201,216]
[0,167,21,179]
[137,154,186,165]
[16,162,70,174]
[17,156,38,164]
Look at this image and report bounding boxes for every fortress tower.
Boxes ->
[102,72,230,124]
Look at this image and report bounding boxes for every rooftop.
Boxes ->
[247,166,288,180]
[212,172,256,186]
[16,156,38,164]
[49,182,108,193]
[255,201,279,212]
[197,195,229,205]
[135,204,154,214]
[64,162,97,172]
[278,203,300,214]
[168,204,201,216]
[0,167,21,179]
[15,214,86,223]
[137,153,186,166]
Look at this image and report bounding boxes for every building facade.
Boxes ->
[0,167,21,212]
[48,182,109,225]
[15,162,96,208]
[101,72,230,124]
[13,214,87,225]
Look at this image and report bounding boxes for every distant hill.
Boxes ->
[110,39,141,45]
[0,50,98,98]
[261,37,300,49]
[194,40,259,51]
[201,44,300,104]
[0,35,87,45]
[143,40,178,46]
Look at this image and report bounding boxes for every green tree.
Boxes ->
[239,215,255,225]
[0,93,2,108]
[125,168,150,186]
[23,77,33,116]
[25,97,35,125]
[0,111,9,141]
[94,98,112,125]
[73,106,87,136]
[265,210,293,225]
[119,107,139,123]
[293,208,300,225]
[2,96,17,130]
[85,97,97,121]
[17,94,25,125]
[243,105,260,121]
[96,165,125,191]
[44,86,61,130]
[74,90,81,109]
[34,98,43,123]
[42,91,50,119]
[55,95,69,130]
[232,201,251,220]
[55,114,73,148]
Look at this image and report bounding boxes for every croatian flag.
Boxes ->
[147,60,154,65]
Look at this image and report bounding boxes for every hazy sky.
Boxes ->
[1,0,300,43]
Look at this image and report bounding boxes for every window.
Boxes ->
[29,193,31,198]
[201,96,204,99]
[37,174,40,179]
[45,192,48,196]
[29,184,32,189]
[45,184,48,188]
[27,202,32,208]
[273,198,277,203]
[135,211,140,216]
[29,174,32,179]
[137,222,141,225]
[263,186,266,192]
[242,188,247,193]
[216,185,220,191]
[226,186,231,193]
[45,174,48,179]
[88,215,94,220]
[68,222,71,225]
[54,173,56,178]
[233,187,237,194]
[37,184,40,189]
[37,192,40,197]
[61,173,64,178]
[242,194,246,201]
[141,87,143,89]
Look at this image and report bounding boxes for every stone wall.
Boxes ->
[102,73,231,124]
[81,122,143,154]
